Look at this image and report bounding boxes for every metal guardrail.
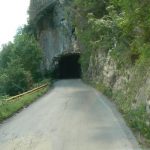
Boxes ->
[0,84,48,105]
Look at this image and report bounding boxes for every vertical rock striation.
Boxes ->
[29,0,77,72]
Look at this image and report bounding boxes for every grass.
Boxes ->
[0,86,49,123]
[93,81,150,148]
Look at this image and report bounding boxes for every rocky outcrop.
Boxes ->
[29,0,77,72]
[86,49,150,113]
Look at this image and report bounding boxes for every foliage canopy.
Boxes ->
[0,25,42,96]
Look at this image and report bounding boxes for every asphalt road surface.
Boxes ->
[0,79,141,150]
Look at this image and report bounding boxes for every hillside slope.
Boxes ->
[73,0,150,146]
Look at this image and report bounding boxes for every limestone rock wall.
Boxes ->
[29,0,76,72]
[86,50,150,113]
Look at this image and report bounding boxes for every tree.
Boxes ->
[0,58,33,96]
[0,42,13,69]
[13,29,42,80]
[0,25,43,96]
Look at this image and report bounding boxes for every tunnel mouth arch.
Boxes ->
[53,53,81,79]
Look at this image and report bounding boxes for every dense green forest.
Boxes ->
[0,25,42,97]
[74,0,150,146]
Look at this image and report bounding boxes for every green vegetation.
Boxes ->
[0,25,44,96]
[0,85,49,122]
[74,0,150,67]
[0,23,52,122]
[74,0,150,146]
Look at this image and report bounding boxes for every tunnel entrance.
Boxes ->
[55,53,81,79]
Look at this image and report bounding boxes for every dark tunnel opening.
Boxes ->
[55,54,81,79]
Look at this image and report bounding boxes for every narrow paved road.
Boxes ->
[0,80,141,150]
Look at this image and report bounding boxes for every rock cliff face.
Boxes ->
[29,0,77,72]
[85,50,150,114]
[29,0,150,114]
